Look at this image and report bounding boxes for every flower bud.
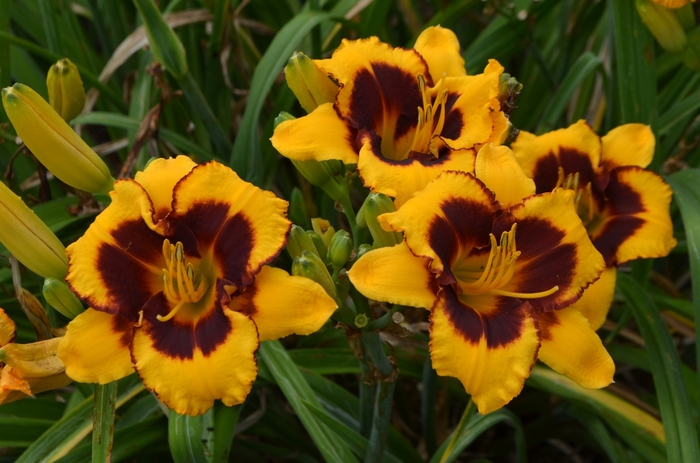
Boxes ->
[2,83,115,194]
[46,58,86,121]
[306,230,328,261]
[43,278,85,319]
[292,160,346,201]
[354,313,368,328]
[285,52,339,113]
[133,0,188,79]
[330,230,353,269]
[0,182,68,280]
[356,243,373,260]
[680,29,700,71]
[497,73,522,117]
[292,250,337,300]
[359,193,402,248]
[311,218,336,248]
[636,0,688,54]
[274,111,296,128]
[286,224,318,260]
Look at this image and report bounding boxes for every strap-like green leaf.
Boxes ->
[168,409,211,463]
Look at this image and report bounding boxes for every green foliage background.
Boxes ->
[0,0,699,461]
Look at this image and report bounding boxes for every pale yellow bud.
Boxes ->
[46,58,86,121]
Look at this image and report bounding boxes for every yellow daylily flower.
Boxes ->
[272,26,508,207]
[512,120,676,334]
[2,83,115,194]
[0,309,71,405]
[58,156,336,416]
[349,152,610,414]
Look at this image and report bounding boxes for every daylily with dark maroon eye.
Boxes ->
[349,147,611,414]
[271,26,508,207]
[58,156,337,416]
[511,120,676,331]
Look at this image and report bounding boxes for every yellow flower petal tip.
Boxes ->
[46,58,86,121]
[62,156,336,415]
[2,83,115,194]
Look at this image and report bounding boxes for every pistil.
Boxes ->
[409,75,448,157]
[158,239,208,322]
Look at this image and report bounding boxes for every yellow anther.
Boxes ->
[409,75,449,157]
[158,240,208,322]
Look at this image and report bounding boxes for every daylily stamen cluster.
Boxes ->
[410,75,448,157]
[159,239,208,322]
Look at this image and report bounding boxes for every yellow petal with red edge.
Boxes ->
[131,308,258,416]
[431,288,540,414]
[229,266,336,342]
[271,103,359,164]
[66,180,163,320]
[379,171,499,277]
[0,308,16,346]
[590,167,676,266]
[58,308,135,383]
[357,131,476,208]
[601,124,655,170]
[170,161,291,288]
[495,188,605,313]
[538,306,615,389]
[512,120,601,194]
[440,60,504,151]
[348,242,438,309]
[475,144,535,208]
[413,26,466,78]
[134,156,196,216]
[571,267,616,330]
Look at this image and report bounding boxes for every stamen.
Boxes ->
[409,75,449,157]
[158,240,208,322]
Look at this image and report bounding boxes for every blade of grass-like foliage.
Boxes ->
[613,273,699,463]
[537,52,603,133]
[608,0,655,124]
[429,406,526,463]
[566,405,624,463]
[92,382,118,463]
[0,417,56,447]
[168,409,211,463]
[0,0,10,119]
[259,340,357,463]
[658,94,700,136]
[359,0,392,38]
[527,366,666,463]
[37,0,61,54]
[229,10,333,185]
[17,381,145,463]
[72,112,218,161]
[212,404,242,463]
[301,399,403,463]
[667,169,700,406]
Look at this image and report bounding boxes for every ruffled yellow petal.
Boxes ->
[348,242,438,309]
[58,308,135,384]
[431,288,539,414]
[571,267,616,330]
[171,161,291,287]
[538,306,615,389]
[601,124,655,170]
[512,120,601,193]
[590,167,676,265]
[380,171,498,277]
[229,266,337,342]
[134,156,196,215]
[66,180,163,319]
[475,144,536,208]
[0,308,16,346]
[440,60,504,151]
[357,131,476,208]
[413,26,466,78]
[497,188,605,313]
[131,308,258,416]
[271,103,359,164]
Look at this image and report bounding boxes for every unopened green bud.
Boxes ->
[274,111,296,128]
[330,230,353,268]
[360,193,402,248]
[356,243,373,260]
[133,0,188,78]
[354,314,369,328]
[306,230,328,261]
[285,51,339,113]
[497,73,522,117]
[292,159,346,201]
[287,224,318,259]
[680,29,700,71]
[292,250,337,300]
[311,218,336,248]
[0,182,67,280]
[43,278,84,319]
[2,83,115,194]
[46,59,86,121]
[636,0,688,54]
